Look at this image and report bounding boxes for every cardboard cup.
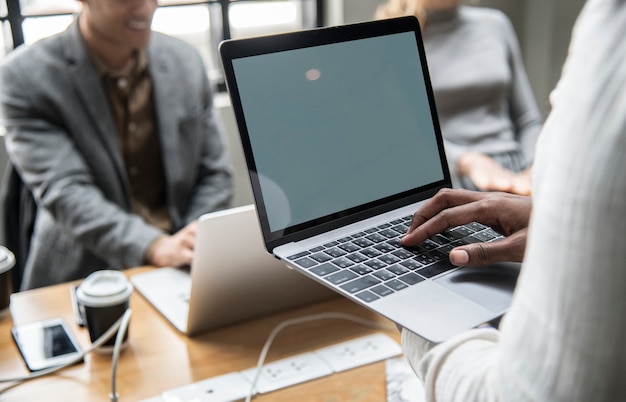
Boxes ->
[76,270,133,352]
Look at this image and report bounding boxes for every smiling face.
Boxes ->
[78,0,158,68]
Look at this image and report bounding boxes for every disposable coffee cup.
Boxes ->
[76,270,133,352]
[0,246,16,317]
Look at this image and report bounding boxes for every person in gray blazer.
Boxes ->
[0,0,233,290]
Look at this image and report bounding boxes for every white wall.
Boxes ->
[213,93,255,208]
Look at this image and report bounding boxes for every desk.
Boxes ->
[0,267,401,401]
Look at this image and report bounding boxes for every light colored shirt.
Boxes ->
[402,0,626,400]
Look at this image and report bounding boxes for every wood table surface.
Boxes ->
[0,267,402,401]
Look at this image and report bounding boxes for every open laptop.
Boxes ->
[131,204,335,336]
[219,16,520,343]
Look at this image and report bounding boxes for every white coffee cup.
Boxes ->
[76,270,133,352]
[0,246,16,317]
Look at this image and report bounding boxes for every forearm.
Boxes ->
[442,140,467,177]
[402,327,501,401]
[40,176,164,267]
[506,23,542,165]
[5,125,163,268]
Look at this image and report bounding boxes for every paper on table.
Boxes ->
[385,356,426,402]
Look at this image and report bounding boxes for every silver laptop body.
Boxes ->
[132,204,335,336]
[219,16,519,343]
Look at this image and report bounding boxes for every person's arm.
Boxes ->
[401,2,626,400]
[0,60,163,269]
[401,188,530,265]
[502,14,543,170]
[145,221,197,267]
[450,15,540,196]
[456,151,523,194]
[398,187,529,401]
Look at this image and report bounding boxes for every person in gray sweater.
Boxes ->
[376,0,542,195]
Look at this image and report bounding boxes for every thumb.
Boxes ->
[448,233,526,266]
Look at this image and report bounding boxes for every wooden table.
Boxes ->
[0,267,401,401]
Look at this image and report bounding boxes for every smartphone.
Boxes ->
[11,317,83,372]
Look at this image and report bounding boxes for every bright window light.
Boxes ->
[230,2,298,29]
[1,22,9,57]
[22,15,73,45]
[152,5,210,36]
[19,0,79,16]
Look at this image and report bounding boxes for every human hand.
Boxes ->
[510,166,533,196]
[458,152,532,195]
[145,221,198,267]
[401,188,531,266]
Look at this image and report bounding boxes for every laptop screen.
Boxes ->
[221,17,450,248]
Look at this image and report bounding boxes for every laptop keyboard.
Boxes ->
[289,216,503,303]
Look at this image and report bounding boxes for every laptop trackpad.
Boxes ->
[434,263,520,313]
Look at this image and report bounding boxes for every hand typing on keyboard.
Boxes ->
[402,188,532,266]
[290,195,516,303]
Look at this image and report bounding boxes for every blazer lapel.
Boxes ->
[61,22,128,193]
[148,42,182,189]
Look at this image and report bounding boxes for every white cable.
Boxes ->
[0,308,133,385]
[109,308,133,402]
[3,309,391,401]
[244,312,395,402]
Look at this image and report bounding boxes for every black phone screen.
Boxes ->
[40,324,78,357]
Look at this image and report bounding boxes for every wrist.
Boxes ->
[144,234,167,266]
[457,152,480,175]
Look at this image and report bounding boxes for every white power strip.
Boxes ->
[239,352,333,394]
[147,333,401,402]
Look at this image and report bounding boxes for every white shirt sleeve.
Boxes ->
[401,1,626,400]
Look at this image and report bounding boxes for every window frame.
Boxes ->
[0,0,326,90]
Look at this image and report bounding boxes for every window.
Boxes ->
[0,0,324,90]
[1,0,11,57]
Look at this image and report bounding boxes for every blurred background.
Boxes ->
[0,0,587,242]
[0,0,586,116]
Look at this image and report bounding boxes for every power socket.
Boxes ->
[239,352,333,394]
[315,333,402,372]
[161,372,252,402]
[155,333,402,401]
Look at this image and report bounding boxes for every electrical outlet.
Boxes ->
[156,333,401,401]
[315,333,402,372]
[239,352,333,394]
[161,372,252,402]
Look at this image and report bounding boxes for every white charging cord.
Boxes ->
[245,312,395,402]
[3,310,389,401]
[0,308,133,402]
[109,308,132,402]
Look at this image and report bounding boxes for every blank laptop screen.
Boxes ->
[231,31,445,233]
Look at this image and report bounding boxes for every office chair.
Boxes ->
[0,161,36,292]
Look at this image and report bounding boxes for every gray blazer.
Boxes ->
[0,22,233,289]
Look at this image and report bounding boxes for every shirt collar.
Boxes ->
[90,48,148,80]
